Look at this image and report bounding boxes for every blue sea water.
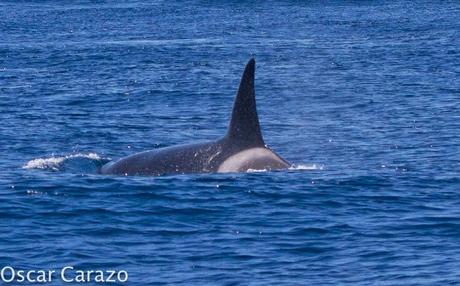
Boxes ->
[1,1,460,284]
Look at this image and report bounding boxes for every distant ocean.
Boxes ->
[1,1,459,285]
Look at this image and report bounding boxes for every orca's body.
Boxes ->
[100,59,290,176]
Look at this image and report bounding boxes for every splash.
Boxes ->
[247,168,268,173]
[23,153,109,173]
[289,164,324,171]
[246,164,324,173]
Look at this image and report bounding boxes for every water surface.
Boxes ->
[1,1,460,285]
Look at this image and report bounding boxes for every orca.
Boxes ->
[100,58,290,176]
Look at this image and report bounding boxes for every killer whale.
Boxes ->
[100,58,290,176]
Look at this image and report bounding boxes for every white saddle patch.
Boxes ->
[217,147,286,173]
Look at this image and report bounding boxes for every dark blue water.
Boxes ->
[1,1,460,285]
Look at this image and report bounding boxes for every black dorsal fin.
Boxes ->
[225,58,265,146]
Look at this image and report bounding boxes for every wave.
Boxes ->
[247,164,324,173]
[290,164,324,171]
[23,153,110,173]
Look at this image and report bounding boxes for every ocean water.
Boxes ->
[1,1,460,285]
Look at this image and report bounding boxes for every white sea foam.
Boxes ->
[247,168,268,173]
[23,153,103,171]
[289,164,324,171]
[246,164,323,173]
